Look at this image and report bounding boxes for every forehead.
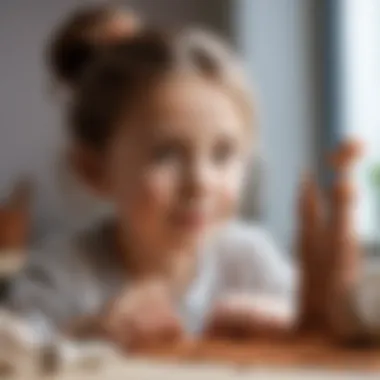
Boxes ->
[136,74,245,138]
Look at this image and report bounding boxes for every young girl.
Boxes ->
[32,5,142,242]
[6,27,296,350]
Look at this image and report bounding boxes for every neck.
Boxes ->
[114,225,198,296]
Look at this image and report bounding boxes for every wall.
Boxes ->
[125,0,231,38]
[339,0,380,241]
[234,0,317,249]
[0,0,81,195]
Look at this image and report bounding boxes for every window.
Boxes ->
[338,0,380,243]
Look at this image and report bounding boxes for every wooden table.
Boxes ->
[8,336,380,379]
[135,335,380,373]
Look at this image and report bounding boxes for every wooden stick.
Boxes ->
[327,139,366,342]
[296,173,327,332]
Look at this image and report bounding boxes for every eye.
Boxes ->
[213,139,237,165]
[151,142,182,164]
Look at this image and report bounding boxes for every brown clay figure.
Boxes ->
[0,179,33,299]
[326,139,367,343]
[296,173,328,332]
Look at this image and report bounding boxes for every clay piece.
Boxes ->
[326,139,366,341]
[0,179,33,300]
[296,173,327,332]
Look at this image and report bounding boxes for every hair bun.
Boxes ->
[88,11,140,44]
[47,5,141,89]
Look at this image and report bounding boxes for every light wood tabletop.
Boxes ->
[134,335,380,373]
[6,335,380,380]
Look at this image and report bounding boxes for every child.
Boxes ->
[32,5,142,242]
[6,27,296,351]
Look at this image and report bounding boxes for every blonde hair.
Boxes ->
[70,27,254,151]
[46,5,141,89]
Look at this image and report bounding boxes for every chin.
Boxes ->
[174,222,222,247]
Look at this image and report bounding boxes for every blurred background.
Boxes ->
[0,0,379,252]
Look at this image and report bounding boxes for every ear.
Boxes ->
[70,144,109,197]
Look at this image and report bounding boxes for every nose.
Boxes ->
[181,160,213,201]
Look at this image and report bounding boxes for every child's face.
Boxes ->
[105,75,249,249]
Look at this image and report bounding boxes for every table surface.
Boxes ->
[51,336,380,380]
[8,335,380,379]
[135,335,380,373]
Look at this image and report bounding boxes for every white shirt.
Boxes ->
[7,220,295,342]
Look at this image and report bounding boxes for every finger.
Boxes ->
[155,314,183,342]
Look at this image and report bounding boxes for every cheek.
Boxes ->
[107,137,182,233]
[115,167,179,221]
[215,164,246,218]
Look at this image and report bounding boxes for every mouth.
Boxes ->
[171,210,210,230]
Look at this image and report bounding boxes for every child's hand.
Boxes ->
[101,279,183,351]
[204,293,294,340]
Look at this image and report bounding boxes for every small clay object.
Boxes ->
[0,359,14,378]
[327,138,365,340]
[0,178,33,288]
[329,139,364,171]
[39,344,61,375]
[0,310,41,378]
[64,315,106,341]
[297,173,327,331]
[329,139,363,286]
